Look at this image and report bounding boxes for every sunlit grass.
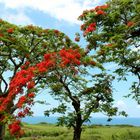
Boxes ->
[5,123,140,140]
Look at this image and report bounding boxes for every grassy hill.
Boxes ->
[5,123,140,140]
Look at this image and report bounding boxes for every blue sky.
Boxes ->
[0,0,140,118]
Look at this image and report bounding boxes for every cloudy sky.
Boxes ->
[0,0,140,118]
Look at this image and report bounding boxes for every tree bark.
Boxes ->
[73,124,82,140]
[0,124,5,140]
[72,96,82,140]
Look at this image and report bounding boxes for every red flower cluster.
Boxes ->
[17,96,27,108]
[7,28,14,34]
[21,61,30,69]
[0,48,79,114]
[59,48,81,67]
[97,10,105,15]
[84,22,96,35]
[27,81,35,89]
[28,92,35,98]
[36,53,56,73]
[17,111,25,117]
[0,48,82,137]
[0,33,4,37]
[8,120,23,137]
[54,29,60,35]
[23,107,30,114]
[95,4,108,15]
[127,21,135,27]
[95,5,109,11]
[18,107,31,118]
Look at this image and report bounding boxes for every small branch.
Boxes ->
[8,48,17,68]
[82,94,101,123]
[0,75,8,93]
[10,104,17,114]
[30,38,44,54]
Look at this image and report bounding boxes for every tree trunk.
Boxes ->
[73,125,82,140]
[71,96,82,140]
[0,124,5,140]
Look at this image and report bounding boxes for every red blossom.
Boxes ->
[18,112,25,117]
[54,30,60,34]
[17,96,27,108]
[44,54,51,60]
[7,28,14,33]
[28,92,35,98]
[97,10,105,15]
[95,4,109,11]
[0,33,4,37]
[23,107,30,114]
[95,6,101,11]
[8,120,22,136]
[59,48,81,66]
[127,21,135,27]
[1,47,82,138]
[74,59,81,65]
[25,61,30,66]
[27,81,35,89]
[76,53,81,59]
[38,67,47,73]
[84,22,96,34]
[100,4,109,9]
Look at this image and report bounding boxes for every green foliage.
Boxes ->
[0,19,77,95]
[78,0,140,102]
[44,56,119,131]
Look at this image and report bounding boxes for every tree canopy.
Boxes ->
[0,0,140,139]
[0,19,119,140]
[78,0,140,101]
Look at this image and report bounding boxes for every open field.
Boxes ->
[5,123,140,140]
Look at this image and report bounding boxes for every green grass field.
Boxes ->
[5,123,140,140]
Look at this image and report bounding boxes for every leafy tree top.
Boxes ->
[0,19,78,95]
[78,0,140,100]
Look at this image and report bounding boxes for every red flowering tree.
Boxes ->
[43,49,122,140]
[0,19,121,140]
[1,41,119,140]
[0,19,77,140]
[78,0,140,102]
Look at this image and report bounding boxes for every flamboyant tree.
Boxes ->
[0,19,77,140]
[0,47,82,138]
[0,19,121,140]
[78,0,140,102]
[1,36,119,140]
[43,48,122,140]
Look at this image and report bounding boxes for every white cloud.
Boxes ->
[1,11,33,25]
[0,0,104,24]
[115,100,127,110]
